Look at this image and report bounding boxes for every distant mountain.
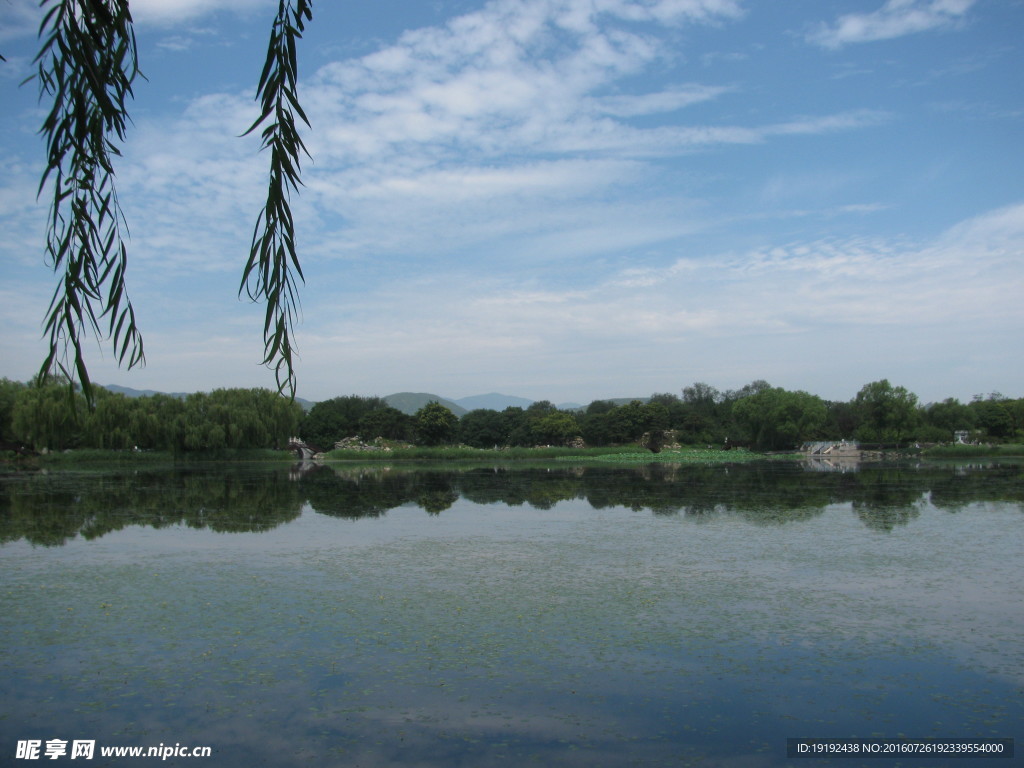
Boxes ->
[604,397,651,406]
[100,384,317,411]
[454,393,534,411]
[550,397,643,412]
[102,384,190,400]
[384,392,468,417]
[99,384,596,416]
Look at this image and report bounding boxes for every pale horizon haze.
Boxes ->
[1,0,1022,405]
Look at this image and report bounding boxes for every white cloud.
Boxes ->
[809,0,978,49]
[766,110,891,136]
[338,160,640,203]
[308,0,745,166]
[593,84,733,117]
[115,93,267,275]
[0,0,274,38]
[129,0,275,26]
[299,0,887,190]
[287,201,1024,402]
[938,200,1024,249]
[0,0,41,42]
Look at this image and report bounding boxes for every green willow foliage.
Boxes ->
[29,0,144,401]
[23,0,313,404]
[8,381,303,452]
[241,0,313,397]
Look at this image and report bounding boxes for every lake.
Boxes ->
[1,459,1021,767]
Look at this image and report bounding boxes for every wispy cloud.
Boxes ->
[766,110,891,136]
[130,0,275,26]
[272,0,889,271]
[282,201,1024,401]
[0,0,40,43]
[308,0,744,164]
[34,0,900,334]
[0,0,274,39]
[116,93,266,275]
[15,199,1016,401]
[808,0,978,49]
[592,84,734,117]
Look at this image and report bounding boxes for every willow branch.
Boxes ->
[241,0,313,399]
[30,0,144,405]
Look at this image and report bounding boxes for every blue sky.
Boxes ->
[1,0,1022,405]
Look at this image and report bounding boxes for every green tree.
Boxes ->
[81,388,135,449]
[503,407,534,447]
[197,388,302,449]
[531,412,580,446]
[16,0,313,402]
[458,408,509,448]
[358,406,413,441]
[971,397,1013,439]
[724,379,772,400]
[924,398,975,440]
[579,400,616,446]
[517,401,581,447]
[414,401,458,446]
[300,395,388,449]
[682,382,720,412]
[732,387,827,451]
[854,380,919,444]
[1007,398,1024,439]
[135,393,186,451]
[642,402,670,432]
[11,378,84,450]
[0,379,27,444]
[824,400,860,440]
[677,383,725,444]
[648,392,679,407]
[607,400,649,443]
[578,400,668,446]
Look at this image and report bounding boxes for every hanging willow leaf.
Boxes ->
[30,0,144,406]
[241,0,313,399]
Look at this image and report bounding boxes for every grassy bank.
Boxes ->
[321,445,781,463]
[922,443,1024,459]
[322,445,627,462]
[15,444,781,466]
[11,443,1022,469]
[562,447,769,464]
[16,442,786,466]
[322,445,772,465]
[16,448,296,466]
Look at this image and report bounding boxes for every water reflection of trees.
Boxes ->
[1,461,1020,544]
[305,462,1023,530]
[0,467,304,546]
[300,465,416,519]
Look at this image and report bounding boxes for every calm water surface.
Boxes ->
[1,460,1021,767]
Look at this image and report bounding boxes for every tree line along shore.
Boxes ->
[1,377,1021,457]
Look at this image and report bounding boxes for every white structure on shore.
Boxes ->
[802,440,859,457]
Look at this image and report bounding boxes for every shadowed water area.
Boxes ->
[1,460,1021,767]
